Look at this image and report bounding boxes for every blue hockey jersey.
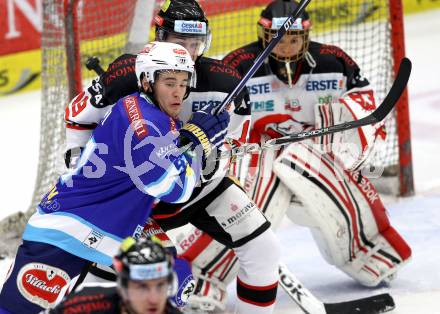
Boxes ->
[23,93,201,266]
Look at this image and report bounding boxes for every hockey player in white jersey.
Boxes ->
[62,1,281,313]
[169,0,413,310]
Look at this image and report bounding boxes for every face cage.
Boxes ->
[155,27,212,57]
[260,27,310,63]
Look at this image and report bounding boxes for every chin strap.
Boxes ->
[304,50,316,68]
[286,61,294,88]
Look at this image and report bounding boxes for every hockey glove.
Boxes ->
[180,104,230,160]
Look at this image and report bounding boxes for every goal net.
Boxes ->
[0,0,413,256]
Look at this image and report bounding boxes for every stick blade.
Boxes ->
[372,57,412,121]
[324,293,395,314]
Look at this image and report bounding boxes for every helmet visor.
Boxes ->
[156,19,211,58]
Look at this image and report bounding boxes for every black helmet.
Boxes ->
[113,237,173,288]
[154,0,211,57]
[258,0,311,63]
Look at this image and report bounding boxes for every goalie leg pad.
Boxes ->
[273,142,411,286]
[246,149,293,230]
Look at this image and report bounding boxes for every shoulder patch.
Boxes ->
[17,263,71,308]
[123,95,148,140]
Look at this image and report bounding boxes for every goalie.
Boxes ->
[173,0,413,310]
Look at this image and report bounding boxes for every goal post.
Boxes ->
[389,0,414,196]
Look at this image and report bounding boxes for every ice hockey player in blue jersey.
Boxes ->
[0,41,230,314]
[45,236,183,314]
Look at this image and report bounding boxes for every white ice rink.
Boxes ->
[0,9,439,314]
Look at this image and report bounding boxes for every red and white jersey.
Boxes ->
[223,41,374,144]
[244,71,350,141]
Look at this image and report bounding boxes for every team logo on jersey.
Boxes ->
[285,99,301,112]
[305,79,344,91]
[175,275,195,306]
[83,229,104,249]
[17,263,70,308]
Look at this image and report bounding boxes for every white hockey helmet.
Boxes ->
[135,41,196,90]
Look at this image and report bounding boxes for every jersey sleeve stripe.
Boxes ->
[23,208,122,266]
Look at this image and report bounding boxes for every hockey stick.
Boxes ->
[85,56,105,75]
[265,57,411,147]
[85,51,411,161]
[279,262,395,314]
[216,57,412,160]
[214,0,312,114]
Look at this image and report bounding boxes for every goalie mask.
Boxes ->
[135,41,196,99]
[258,0,312,86]
[154,0,212,60]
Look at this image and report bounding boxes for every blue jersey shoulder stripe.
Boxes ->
[23,224,114,266]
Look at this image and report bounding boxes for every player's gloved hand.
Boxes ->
[180,104,230,159]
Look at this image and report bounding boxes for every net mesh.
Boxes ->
[0,0,406,256]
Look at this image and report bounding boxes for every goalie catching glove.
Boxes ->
[180,103,230,160]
